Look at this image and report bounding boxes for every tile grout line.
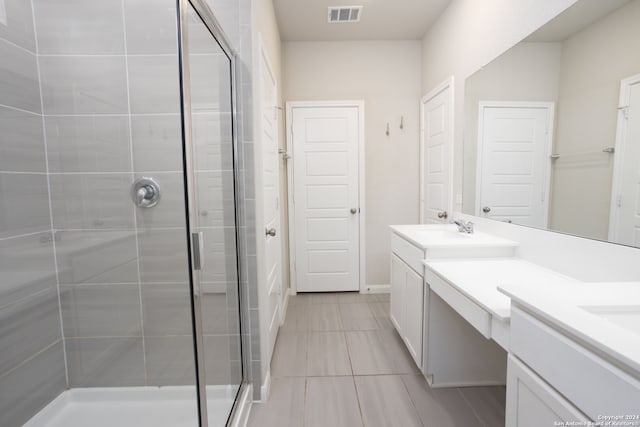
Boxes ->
[29,0,70,388]
[398,374,428,427]
[457,387,489,427]
[342,319,366,427]
[0,229,52,241]
[0,171,47,175]
[0,35,37,56]
[0,339,63,381]
[119,0,148,386]
[0,102,40,116]
[303,303,310,427]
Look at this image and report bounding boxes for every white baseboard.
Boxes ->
[260,369,271,402]
[361,284,390,294]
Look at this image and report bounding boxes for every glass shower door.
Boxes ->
[179,2,244,425]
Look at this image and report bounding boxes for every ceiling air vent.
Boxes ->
[328,6,363,23]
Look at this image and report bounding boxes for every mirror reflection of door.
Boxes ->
[462,0,640,244]
[609,74,640,247]
[476,102,554,227]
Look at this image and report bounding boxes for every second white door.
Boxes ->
[290,103,362,292]
[421,78,454,224]
[258,41,282,367]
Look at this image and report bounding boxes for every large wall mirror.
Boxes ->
[462,0,640,247]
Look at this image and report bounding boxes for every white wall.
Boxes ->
[462,41,563,212]
[421,0,578,211]
[550,0,640,239]
[282,41,422,287]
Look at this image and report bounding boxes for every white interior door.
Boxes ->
[259,43,282,364]
[610,74,640,247]
[290,104,361,292]
[420,78,453,224]
[476,102,554,227]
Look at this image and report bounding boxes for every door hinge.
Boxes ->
[541,192,545,202]
[617,194,623,207]
[619,106,629,120]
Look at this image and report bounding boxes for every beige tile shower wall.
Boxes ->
[421,0,579,211]
[283,40,422,288]
[32,0,198,389]
[550,0,640,239]
[0,0,65,425]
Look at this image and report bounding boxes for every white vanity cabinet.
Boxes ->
[390,253,423,366]
[504,304,640,426]
[506,355,590,426]
[389,225,519,379]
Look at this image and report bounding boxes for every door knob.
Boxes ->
[265,228,276,237]
[437,211,448,219]
[350,208,358,214]
[482,206,491,213]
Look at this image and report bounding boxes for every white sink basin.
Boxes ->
[411,229,473,240]
[390,224,519,250]
[411,229,513,245]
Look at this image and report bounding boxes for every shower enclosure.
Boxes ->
[0,0,247,425]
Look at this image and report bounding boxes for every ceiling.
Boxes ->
[272,0,452,41]
[525,0,630,42]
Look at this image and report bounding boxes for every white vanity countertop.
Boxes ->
[390,224,519,250]
[424,258,579,321]
[499,281,640,377]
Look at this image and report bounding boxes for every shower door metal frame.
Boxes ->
[176,0,247,425]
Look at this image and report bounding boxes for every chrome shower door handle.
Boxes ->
[131,177,161,208]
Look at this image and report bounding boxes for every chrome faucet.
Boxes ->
[453,220,474,234]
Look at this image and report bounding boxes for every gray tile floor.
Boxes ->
[248,292,506,427]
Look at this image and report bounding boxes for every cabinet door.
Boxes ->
[506,355,590,427]
[390,254,405,333]
[404,267,423,367]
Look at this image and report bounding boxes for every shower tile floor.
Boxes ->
[248,292,506,427]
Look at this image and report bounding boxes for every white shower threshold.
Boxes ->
[24,385,239,427]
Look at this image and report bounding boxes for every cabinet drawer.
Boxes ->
[428,271,491,338]
[511,306,640,421]
[391,233,425,276]
[506,354,589,426]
